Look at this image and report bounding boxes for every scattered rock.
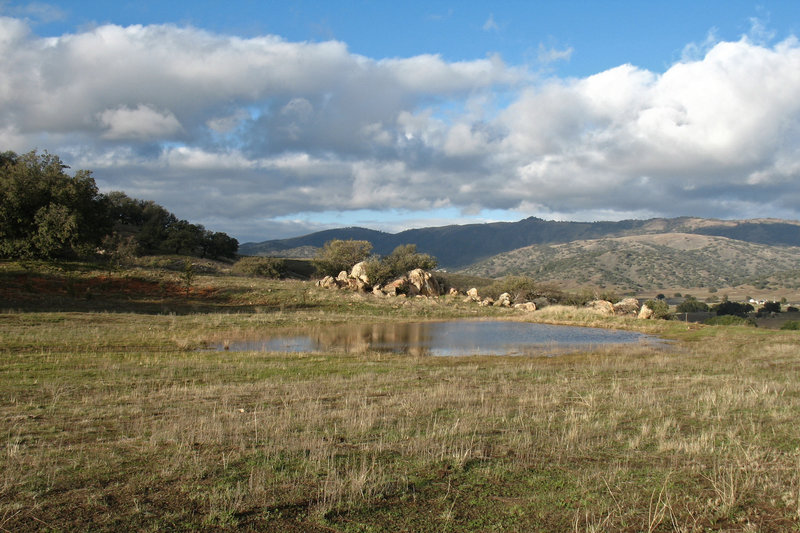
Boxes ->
[513,302,537,312]
[532,297,549,309]
[495,292,512,307]
[408,268,441,297]
[350,261,369,284]
[587,300,615,316]
[467,288,480,301]
[317,275,339,289]
[449,288,460,296]
[479,297,494,307]
[613,297,641,316]
[638,304,654,319]
[383,277,408,297]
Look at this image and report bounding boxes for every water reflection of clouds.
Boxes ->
[218,320,662,356]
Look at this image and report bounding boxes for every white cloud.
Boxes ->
[1,2,66,23]
[537,43,573,64]
[3,16,800,240]
[98,105,183,140]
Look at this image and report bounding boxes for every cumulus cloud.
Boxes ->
[2,15,800,241]
[98,105,183,140]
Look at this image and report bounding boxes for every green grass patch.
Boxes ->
[2,260,800,531]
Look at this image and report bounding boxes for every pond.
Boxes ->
[213,320,663,356]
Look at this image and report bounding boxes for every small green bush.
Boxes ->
[644,299,671,319]
[780,320,800,330]
[713,301,754,318]
[364,244,437,286]
[704,315,756,326]
[759,301,781,315]
[232,257,287,278]
[676,298,709,313]
[312,239,372,277]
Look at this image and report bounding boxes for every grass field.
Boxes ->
[2,261,800,531]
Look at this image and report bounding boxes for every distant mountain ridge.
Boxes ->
[239,216,800,269]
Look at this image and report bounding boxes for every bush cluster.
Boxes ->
[312,239,373,277]
[713,301,754,318]
[676,297,709,313]
[232,257,288,279]
[704,315,757,327]
[364,244,438,286]
[644,299,671,319]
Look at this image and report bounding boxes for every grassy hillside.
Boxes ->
[460,233,800,294]
[240,216,800,270]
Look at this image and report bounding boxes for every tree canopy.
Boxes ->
[0,150,238,260]
[0,150,111,258]
[312,239,373,277]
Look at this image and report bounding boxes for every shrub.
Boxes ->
[761,301,781,314]
[364,244,437,286]
[312,239,372,277]
[780,320,800,330]
[676,298,709,313]
[713,301,754,318]
[644,299,671,319]
[705,315,756,327]
[232,257,287,278]
[484,275,539,302]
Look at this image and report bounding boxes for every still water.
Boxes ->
[215,320,661,356]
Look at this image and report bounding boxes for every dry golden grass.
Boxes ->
[2,263,800,530]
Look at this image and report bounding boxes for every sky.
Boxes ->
[3,1,800,243]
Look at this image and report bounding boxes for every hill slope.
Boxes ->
[459,233,800,293]
[240,217,800,269]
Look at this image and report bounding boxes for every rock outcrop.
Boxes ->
[638,304,654,319]
[613,298,640,316]
[587,300,615,316]
[494,292,512,307]
[407,268,441,297]
[317,275,339,289]
[350,262,369,284]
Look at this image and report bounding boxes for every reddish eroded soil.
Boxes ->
[0,272,216,303]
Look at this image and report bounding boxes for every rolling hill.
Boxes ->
[458,233,800,293]
[241,216,800,264]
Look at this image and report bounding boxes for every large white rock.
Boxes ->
[613,298,640,316]
[495,292,512,307]
[587,300,615,316]
[350,261,370,284]
[408,269,441,297]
